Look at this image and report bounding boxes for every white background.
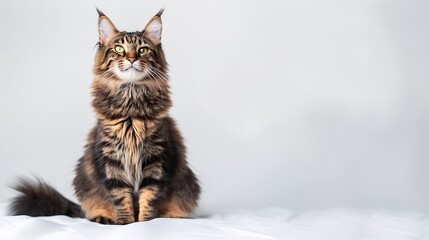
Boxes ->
[0,0,428,213]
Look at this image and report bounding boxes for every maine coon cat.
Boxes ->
[8,9,200,224]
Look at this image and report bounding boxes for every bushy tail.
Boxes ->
[8,177,83,218]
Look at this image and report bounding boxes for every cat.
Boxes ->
[8,9,201,225]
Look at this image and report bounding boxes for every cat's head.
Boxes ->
[93,9,168,84]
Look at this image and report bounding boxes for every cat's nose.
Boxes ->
[127,57,136,63]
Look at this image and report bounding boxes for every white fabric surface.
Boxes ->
[1,206,429,240]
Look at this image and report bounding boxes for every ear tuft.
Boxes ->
[143,10,163,46]
[96,7,105,17]
[155,8,164,17]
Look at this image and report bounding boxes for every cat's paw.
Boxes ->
[90,216,114,224]
[138,215,156,222]
[115,216,135,225]
[160,213,188,218]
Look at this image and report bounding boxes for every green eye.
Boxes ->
[114,45,124,53]
[139,47,149,55]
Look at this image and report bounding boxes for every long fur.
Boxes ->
[8,178,82,217]
[8,9,200,224]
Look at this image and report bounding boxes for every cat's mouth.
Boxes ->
[121,67,142,73]
[121,62,144,72]
[114,62,147,82]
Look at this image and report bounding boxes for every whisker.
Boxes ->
[150,68,169,83]
[144,68,164,106]
[148,69,169,90]
[93,69,116,94]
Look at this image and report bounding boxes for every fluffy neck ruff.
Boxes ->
[91,76,171,121]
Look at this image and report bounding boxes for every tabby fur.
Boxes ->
[8,9,200,225]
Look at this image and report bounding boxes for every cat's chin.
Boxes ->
[114,68,147,83]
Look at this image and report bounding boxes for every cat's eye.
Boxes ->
[114,45,125,53]
[139,47,149,55]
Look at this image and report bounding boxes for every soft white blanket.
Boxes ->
[0,206,428,240]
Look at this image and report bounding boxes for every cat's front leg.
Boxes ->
[138,185,161,221]
[104,180,135,224]
[138,159,165,221]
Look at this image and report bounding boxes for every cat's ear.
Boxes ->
[97,8,119,45]
[143,9,164,46]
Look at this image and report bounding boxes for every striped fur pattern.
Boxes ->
[74,9,200,224]
[8,9,200,225]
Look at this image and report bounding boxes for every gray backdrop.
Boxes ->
[0,0,428,213]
